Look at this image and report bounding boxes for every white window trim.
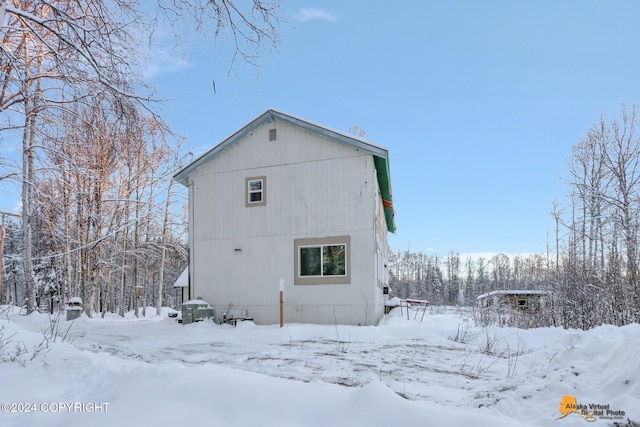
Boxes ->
[298,244,348,278]
[245,176,266,207]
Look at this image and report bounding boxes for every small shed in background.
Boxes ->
[477,290,548,311]
[173,267,189,306]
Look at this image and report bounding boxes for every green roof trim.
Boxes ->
[373,155,396,233]
[174,109,396,233]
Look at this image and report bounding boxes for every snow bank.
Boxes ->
[1,306,638,427]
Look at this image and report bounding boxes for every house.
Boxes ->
[476,290,548,311]
[173,110,395,326]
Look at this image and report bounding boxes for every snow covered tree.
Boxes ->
[1,0,282,314]
[555,103,640,327]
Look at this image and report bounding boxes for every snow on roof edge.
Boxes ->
[173,267,188,288]
[476,289,550,300]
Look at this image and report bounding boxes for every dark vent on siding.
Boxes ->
[269,128,277,141]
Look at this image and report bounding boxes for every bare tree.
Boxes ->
[155,147,190,316]
[2,0,283,313]
[444,251,460,304]
[556,104,640,326]
[600,105,640,314]
[489,253,511,290]
[36,93,186,316]
[156,0,282,70]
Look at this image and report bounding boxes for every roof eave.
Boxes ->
[173,110,277,186]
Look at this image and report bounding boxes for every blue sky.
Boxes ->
[4,1,640,256]
[146,0,640,256]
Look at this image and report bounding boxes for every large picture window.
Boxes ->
[294,236,351,285]
[245,176,266,207]
[299,244,346,277]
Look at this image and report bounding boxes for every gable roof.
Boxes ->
[174,109,395,233]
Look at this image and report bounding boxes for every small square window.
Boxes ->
[269,128,277,141]
[245,176,266,207]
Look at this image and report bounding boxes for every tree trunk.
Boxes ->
[156,180,175,316]
[20,39,43,314]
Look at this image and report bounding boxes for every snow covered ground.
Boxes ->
[1,305,638,427]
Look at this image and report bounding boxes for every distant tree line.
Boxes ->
[389,250,548,307]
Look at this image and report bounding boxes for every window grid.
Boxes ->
[248,180,262,202]
[245,176,266,207]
